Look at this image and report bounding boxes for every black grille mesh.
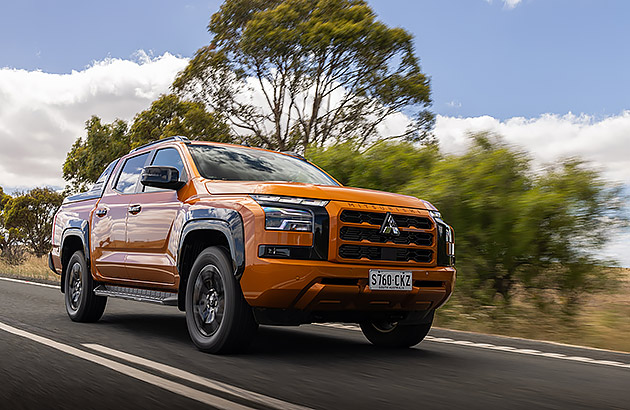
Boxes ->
[339,210,432,229]
[339,245,433,263]
[340,226,432,246]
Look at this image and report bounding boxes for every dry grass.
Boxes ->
[0,254,60,285]
[436,267,630,352]
[2,257,630,352]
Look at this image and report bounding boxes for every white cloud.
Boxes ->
[0,52,188,190]
[503,0,522,8]
[434,112,630,184]
[485,0,523,9]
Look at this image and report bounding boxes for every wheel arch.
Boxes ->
[177,217,245,311]
[60,228,89,293]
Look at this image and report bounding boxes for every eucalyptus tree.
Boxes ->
[174,0,433,151]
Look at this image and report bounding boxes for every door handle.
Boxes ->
[128,204,142,215]
[95,208,108,217]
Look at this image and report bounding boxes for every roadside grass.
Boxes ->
[2,257,630,352]
[0,254,60,285]
[436,267,630,353]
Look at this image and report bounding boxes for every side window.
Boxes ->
[144,148,187,192]
[115,153,150,194]
[87,159,118,195]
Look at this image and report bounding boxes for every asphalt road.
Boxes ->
[1,277,630,410]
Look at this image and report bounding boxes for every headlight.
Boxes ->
[251,195,329,207]
[251,195,328,232]
[262,207,313,232]
[429,210,442,220]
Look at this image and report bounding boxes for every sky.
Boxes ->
[0,0,628,263]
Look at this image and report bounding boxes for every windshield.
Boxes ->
[187,144,339,186]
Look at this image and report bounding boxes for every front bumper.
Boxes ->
[240,259,455,312]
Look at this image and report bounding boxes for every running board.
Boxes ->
[93,285,178,306]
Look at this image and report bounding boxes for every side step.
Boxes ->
[93,284,178,306]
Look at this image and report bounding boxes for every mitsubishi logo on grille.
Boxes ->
[379,212,400,236]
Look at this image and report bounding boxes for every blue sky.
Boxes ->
[1,0,629,120]
[370,0,630,119]
[0,1,220,72]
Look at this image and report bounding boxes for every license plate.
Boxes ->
[368,269,413,291]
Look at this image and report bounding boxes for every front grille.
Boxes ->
[337,209,435,266]
[340,210,432,229]
[339,245,433,263]
[340,226,432,246]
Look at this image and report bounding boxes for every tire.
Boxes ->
[185,247,258,354]
[64,250,107,322]
[360,317,433,348]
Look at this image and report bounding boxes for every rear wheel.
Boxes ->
[360,317,433,348]
[64,250,107,322]
[185,247,258,354]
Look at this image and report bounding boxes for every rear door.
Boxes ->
[91,152,150,281]
[124,147,188,286]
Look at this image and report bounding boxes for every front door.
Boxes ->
[124,147,187,286]
[91,151,151,282]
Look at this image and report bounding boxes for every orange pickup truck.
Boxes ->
[49,136,455,353]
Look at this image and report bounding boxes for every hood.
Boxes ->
[203,180,435,210]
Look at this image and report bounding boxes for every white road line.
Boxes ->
[313,323,360,331]
[313,323,630,370]
[0,276,58,289]
[0,321,253,410]
[84,344,311,410]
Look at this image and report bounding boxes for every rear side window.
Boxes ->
[144,148,187,192]
[115,153,150,194]
[64,159,120,202]
[91,160,118,194]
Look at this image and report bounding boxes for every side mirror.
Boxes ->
[140,166,185,190]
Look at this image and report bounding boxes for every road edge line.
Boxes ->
[0,321,253,410]
[0,276,58,289]
[312,323,630,369]
[83,343,311,410]
[432,326,630,356]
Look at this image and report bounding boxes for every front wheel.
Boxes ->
[185,247,258,354]
[64,250,107,322]
[360,317,433,348]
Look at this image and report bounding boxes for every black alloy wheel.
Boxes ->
[360,318,433,348]
[64,250,107,322]
[185,247,258,354]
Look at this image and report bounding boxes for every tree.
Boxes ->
[0,187,25,265]
[3,187,63,258]
[0,227,26,266]
[403,134,626,307]
[128,93,231,148]
[63,94,231,191]
[173,0,433,151]
[307,140,439,192]
[63,116,130,193]
[0,187,24,265]
[0,186,9,211]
